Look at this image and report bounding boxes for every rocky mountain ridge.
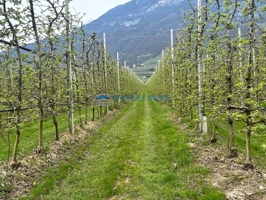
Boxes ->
[84,0,192,65]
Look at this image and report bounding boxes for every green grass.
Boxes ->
[19,101,137,200]
[141,55,162,68]
[179,114,266,169]
[20,88,225,199]
[0,107,91,163]
[215,118,266,168]
[132,55,162,82]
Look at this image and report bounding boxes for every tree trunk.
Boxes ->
[29,0,44,153]
[100,106,103,117]
[73,68,83,128]
[51,102,59,141]
[85,102,88,124]
[243,0,255,169]
[225,17,237,157]
[244,115,252,166]
[3,0,23,165]
[92,106,95,121]
[0,114,2,130]
[46,0,62,141]
[38,108,44,153]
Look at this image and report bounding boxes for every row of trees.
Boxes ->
[147,0,266,168]
[0,0,142,166]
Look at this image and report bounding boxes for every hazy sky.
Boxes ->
[69,0,131,24]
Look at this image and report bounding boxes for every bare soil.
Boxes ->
[194,141,266,200]
[171,115,266,200]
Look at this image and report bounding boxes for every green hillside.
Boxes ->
[132,55,162,83]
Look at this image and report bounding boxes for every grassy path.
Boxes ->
[0,109,90,163]
[21,89,225,200]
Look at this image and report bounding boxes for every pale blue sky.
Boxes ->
[70,0,131,24]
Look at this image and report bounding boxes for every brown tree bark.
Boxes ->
[225,0,238,157]
[29,0,44,153]
[243,0,255,169]
[3,0,23,165]
[46,0,64,141]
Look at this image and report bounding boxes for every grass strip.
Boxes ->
[19,101,138,200]
[0,108,90,163]
[110,95,225,199]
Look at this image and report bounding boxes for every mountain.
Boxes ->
[84,0,192,66]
